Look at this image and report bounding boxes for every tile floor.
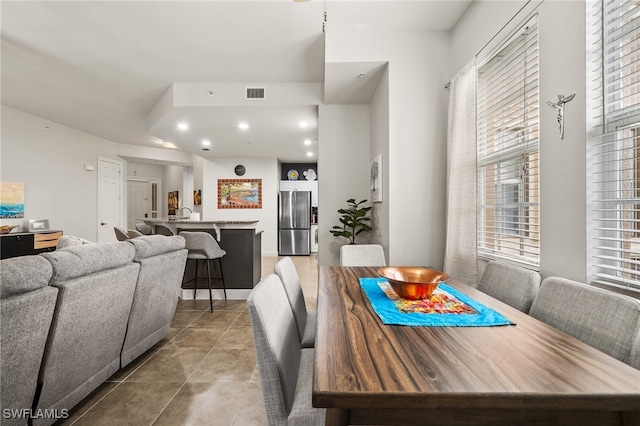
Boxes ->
[56,255,319,426]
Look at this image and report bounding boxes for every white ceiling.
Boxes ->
[1,1,471,163]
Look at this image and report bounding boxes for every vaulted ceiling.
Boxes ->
[1,1,471,162]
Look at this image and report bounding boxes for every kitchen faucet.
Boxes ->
[177,206,192,219]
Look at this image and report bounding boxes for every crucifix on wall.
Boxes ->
[546,93,575,140]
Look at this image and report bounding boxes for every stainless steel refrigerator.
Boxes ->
[278,191,311,255]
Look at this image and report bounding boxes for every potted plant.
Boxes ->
[330,198,372,244]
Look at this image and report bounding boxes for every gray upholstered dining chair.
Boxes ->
[274,257,316,348]
[179,231,227,313]
[247,274,326,426]
[477,261,541,313]
[135,223,154,235]
[114,226,130,241]
[529,277,640,370]
[339,244,386,267]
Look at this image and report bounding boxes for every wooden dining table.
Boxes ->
[312,266,640,426]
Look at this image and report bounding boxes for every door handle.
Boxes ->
[101,222,107,226]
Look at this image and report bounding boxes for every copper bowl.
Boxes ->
[378,267,449,300]
[0,225,17,235]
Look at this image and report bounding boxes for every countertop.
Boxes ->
[143,218,258,225]
[141,218,261,240]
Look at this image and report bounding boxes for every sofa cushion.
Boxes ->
[42,241,135,279]
[1,255,53,298]
[128,235,186,261]
[2,287,58,426]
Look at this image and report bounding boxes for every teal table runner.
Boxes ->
[359,277,514,327]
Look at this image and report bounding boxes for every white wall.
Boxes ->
[325,30,450,268]
[1,105,194,240]
[318,104,371,266]
[127,162,164,180]
[200,157,279,256]
[450,0,529,73]
[450,0,587,282]
[369,66,390,260]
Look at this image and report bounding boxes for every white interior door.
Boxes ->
[127,179,149,230]
[97,157,123,242]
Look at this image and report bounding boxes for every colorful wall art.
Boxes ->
[218,179,262,209]
[168,190,179,215]
[0,182,25,218]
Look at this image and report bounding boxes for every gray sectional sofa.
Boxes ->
[0,235,187,426]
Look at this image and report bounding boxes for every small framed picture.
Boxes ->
[29,219,50,232]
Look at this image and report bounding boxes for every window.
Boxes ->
[477,17,540,269]
[589,0,640,292]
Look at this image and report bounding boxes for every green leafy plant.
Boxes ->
[330,198,372,245]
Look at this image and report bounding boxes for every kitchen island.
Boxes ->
[142,219,262,298]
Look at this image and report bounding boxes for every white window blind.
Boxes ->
[589,0,640,292]
[477,17,540,269]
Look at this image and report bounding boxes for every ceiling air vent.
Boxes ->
[246,87,265,100]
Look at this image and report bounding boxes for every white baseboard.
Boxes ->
[181,288,252,301]
[262,250,279,257]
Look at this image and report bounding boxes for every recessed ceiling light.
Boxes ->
[202,139,211,146]
[162,141,177,149]
[177,122,189,131]
[304,139,312,146]
[239,122,249,130]
[306,151,314,157]
[299,121,309,128]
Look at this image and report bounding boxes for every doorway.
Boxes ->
[126,178,160,230]
[97,157,123,242]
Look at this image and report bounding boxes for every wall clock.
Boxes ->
[234,165,246,176]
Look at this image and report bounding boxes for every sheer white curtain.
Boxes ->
[444,60,478,286]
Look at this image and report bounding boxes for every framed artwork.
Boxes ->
[194,189,202,205]
[218,179,262,209]
[370,154,383,203]
[0,182,25,218]
[168,190,179,215]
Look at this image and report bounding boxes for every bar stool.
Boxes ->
[114,226,129,241]
[135,223,154,235]
[179,231,227,312]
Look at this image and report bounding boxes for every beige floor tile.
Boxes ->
[231,309,251,326]
[175,299,212,311]
[214,326,254,350]
[54,381,119,425]
[188,310,241,328]
[164,327,228,350]
[188,348,256,383]
[231,382,268,426]
[213,299,247,311]
[249,366,261,384]
[152,382,247,426]
[171,310,205,328]
[71,382,181,426]
[127,348,210,383]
